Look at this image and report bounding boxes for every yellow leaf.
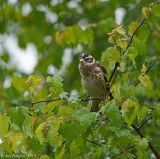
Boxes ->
[142,7,151,19]
[113,26,126,36]
[116,38,128,50]
[138,74,152,89]
[55,31,69,47]
[128,21,139,35]
[141,64,147,73]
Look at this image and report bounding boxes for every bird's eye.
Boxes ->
[86,58,90,62]
[85,58,93,63]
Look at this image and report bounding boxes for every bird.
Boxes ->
[78,53,113,112]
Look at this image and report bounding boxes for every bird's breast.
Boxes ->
[81,73,106,98]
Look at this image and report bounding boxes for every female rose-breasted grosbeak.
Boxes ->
[78,53,113,112]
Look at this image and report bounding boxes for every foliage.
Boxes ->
[0,0,160,159]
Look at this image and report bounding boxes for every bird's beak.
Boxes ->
[80,59,84,63]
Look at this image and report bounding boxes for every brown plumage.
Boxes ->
[78,53,113,112]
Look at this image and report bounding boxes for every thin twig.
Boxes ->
[109,18,146,83]
[138,116,152,129]
[48,118,77,121]
[112,145,135,159]
[31,98,63,106]
[0,111,7,114]
[86,139,102,147]
[134,61,156,87]
[110,70,119,88]
[115,138,133,159]
[38,114,71,118]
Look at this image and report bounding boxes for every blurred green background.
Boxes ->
[0,0,160,109]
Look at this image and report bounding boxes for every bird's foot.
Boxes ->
[101,97,106,103]
[83,95,90,103]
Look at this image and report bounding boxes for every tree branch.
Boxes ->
[132,124,160,159]
[109,18,146,83]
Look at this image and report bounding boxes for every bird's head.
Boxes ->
[79,53,96,67]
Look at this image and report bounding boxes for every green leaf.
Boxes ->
[59,92,69,99]
[7,106,29,129]
[42,100,62,114]
[137,106,148,124]
[0,115,9,140]
[47,76,63,94]
[24,115,34,137]
[40,155,50,159]
[152,4,160,17]
[72,107,96,129]
[65,25,94,46]
[98,17,115,32]
[45,123,59,143]
[55,144,65,159]
[25,75,42,91]
[12,76,26,93]
[138,74,152,89]
[128,21,139,35]
[116,129,131,138]
[120,85,134,99]
[106,47,121,63]
[55,31,69,47]
[151,105,160,125]
[103,100,118,124]
[142,7,151,19]
[116,38,128,50]
[59,121,84,141]
[127,46,138,68]
[58,106,72,115]
[136,138,148,150]
[134,41,146,56]
[80,27,94,44]
[70,141,81,159]
[35,123,44,145]
[121,99,139,127]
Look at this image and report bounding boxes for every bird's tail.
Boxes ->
[91,100,100,112]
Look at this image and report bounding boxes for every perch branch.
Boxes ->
[31,98,63,106]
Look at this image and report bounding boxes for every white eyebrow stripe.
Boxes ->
[85,56,92,59]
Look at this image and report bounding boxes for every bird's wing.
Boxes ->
[96,62,108,83]
[96,62,113,99]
